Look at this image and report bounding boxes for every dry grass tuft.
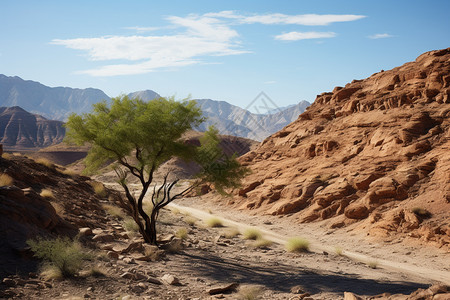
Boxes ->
[175,228,188,239]
[367,260,378,269]
[40,265,63,281]
[102,204,124,219]
[335,247,343,256]
[223,228,240,239]
[89,266,107,277]
[0,173,14,186]
[286,237,310,252]
[40,189,55,199]
[205,217,224,228]
[35,158,54,168]
[122,218,139,233]
[243,228,262,240]
[237,285,263,300]
[252,239,272,249]
[90,181,107,197]
[1,152,13,159]
[184,216,197,226]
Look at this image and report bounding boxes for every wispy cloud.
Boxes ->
[264,80,276,84]
[124,26,160,33]
[52,11,365,76]
[275,31,336,41]
[368,33,394,39]
[205,11,366,26]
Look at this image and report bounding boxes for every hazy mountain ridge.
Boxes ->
[0,74,310,141]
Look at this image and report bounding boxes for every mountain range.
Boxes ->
[0,74,310,142]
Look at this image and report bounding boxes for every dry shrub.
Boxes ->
[238,285,263,300]
[253,239,272,249]
[243,228,262,240]
[35,158,54,168]
[0,173,14,186]
[175,228,188,239]
[205,217,223,228]
[184,216,197,226]
[286,237,310,252]
[223,228,240,239]
[90,181,107,197]
[1,152,12,159]
[102,204,124,219]
[40,189,55,199]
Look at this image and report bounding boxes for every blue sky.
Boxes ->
[1,0,449,111]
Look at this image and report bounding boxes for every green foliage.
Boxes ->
[27,237,89,277]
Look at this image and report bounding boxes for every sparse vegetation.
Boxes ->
[90,181,107,197]
[286,237,310,252]
[27,237,90,278]
[40,189,55,199]
[61,168,78,176]
[123,218,139,232]
[367,260,378,269]
[184,216,198,226]
[253,238,272,249]
[243,228,262,240]
[206,217,224,228]
[238,285,263,300]
[175,227,188,239]
[0,173,14,186]
[335,247,344,256]
[223,228,240,239]
[35,157,54,168]
[88,266,107,277]
[102,204,124,219]
[40,265,63,281]
[1,152,12,159]
[411,207,432,219]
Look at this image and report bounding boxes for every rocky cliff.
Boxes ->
[0,106,65,149]
[231,48,450,249]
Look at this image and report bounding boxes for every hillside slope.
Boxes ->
[231,48,450,250]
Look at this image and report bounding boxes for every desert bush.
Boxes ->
[206,217,223,228]
[238,285,263,300]
[411,207,432,218]
[253,239,272,249]
[0,173,14,186]
[184,216,197,226]
[35,158,54,168]
[243,228,262,240]
[223,228,240,239]
[90,181,107,197]
[102,204,124,219]
[1,152,12,159]
[175,228,188,239]
[335,246,343,256]
[367,260,378,269]
[40,189,55,199]
[27,237,89,278]
[123,217,139,232]
[285,237,310,252]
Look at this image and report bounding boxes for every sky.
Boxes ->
[1,0,449,112]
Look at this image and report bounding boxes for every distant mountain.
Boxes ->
[0,74,309,141]
[0,74,110,121]
[127,90,160,101]
[0,106,65,149]
[195,99,310,141]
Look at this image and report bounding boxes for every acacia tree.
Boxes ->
[65,95,248,245]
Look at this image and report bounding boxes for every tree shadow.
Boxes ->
[176,251,428,296]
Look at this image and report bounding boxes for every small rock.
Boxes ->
[92,233,115,243]
[147,276,162,285]
[84,294,90,298]
[290,285,304,294]
[79,227,93,236]
[2,278,16,287]
[120,272,136,280]
[121,296,132,300]
[107,251,119,259]
[343,291,363,300]
[87,286,94,292]
[123,257,136,264]
[161,274,180,285]
[134,273,147,281]
[208,282,239,295]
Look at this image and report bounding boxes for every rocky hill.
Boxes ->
[0,106,65,150]
[231,48,450,250]
[195,99,310,141]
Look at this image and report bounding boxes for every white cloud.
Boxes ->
[368,33,394,39]
[124,26,160,33]
[275,31,336,41]
[52,11,365,76]
[205,11,366,26]
[264,80,276,84]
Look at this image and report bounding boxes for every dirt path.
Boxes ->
[168,202,450,285]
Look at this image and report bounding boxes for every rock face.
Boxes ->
[195,99,310,141]
[0,106,65,149]
[231,48,450,249]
